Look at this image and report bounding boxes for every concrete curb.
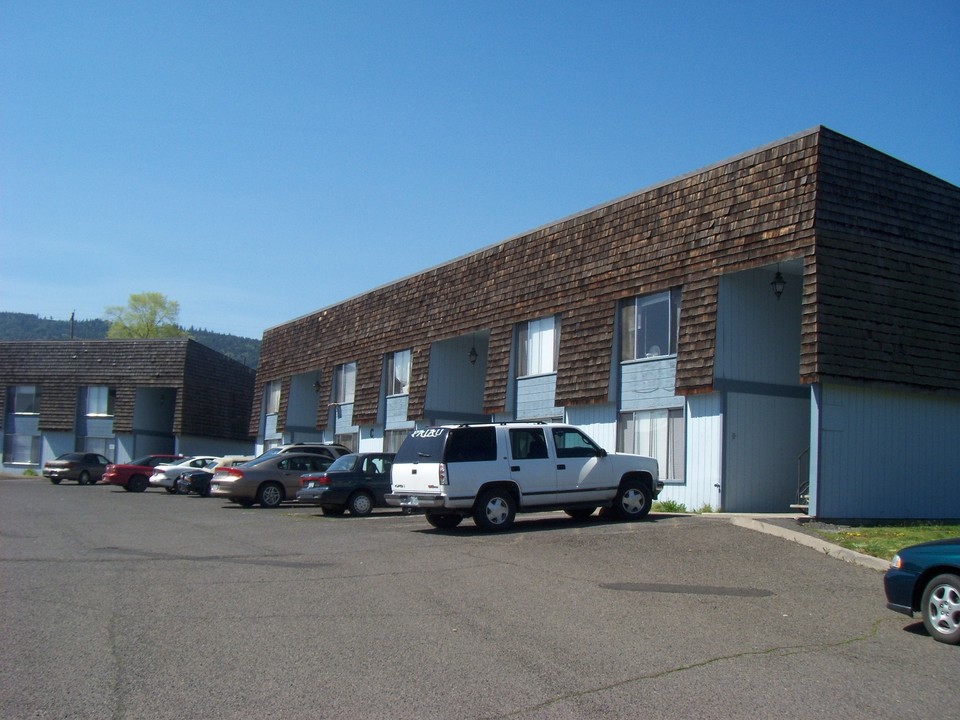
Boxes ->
[724,516,891,572]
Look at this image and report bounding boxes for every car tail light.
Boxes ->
[302,473,330,486]
[439,463,448,486]
[224,467,244,479]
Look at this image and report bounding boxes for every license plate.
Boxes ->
[210,484,219,492]
[407,496,419,506]
[306,481,319,489]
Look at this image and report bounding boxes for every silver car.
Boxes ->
[209,453,334,508]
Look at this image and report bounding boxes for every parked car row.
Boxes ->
[37,432,960,647]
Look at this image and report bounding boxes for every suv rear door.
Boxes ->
[507,427,557,506]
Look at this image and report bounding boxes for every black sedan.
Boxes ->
[296,452,395,516]
[884,537,960,644]
[176,469,214,497]
[43,452,112,485]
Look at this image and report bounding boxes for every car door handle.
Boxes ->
[557,464,566,470]
[511,465,521,472]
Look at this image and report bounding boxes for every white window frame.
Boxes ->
[334,362,356,405]
[85,385,115,417]
[264,380,281,415]
[621,288,681,361]
[619,408,685,482]
[386,349,411,397]
[12,385,39,415]
[517,315,560,378]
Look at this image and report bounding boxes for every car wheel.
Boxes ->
[612,480,652,521]
[49,477,61,485]
[425,513,463,529]
[347,491,374,516]
[78,471,91,486]
[257,482,284,508]
[564,507,596,520]
[921,573,960,644]
[127,475,149,493]
[473,487,516,532]
[321,506,346,516]
[199,485,211,498]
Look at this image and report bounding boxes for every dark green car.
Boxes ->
[296,453,395,516]
[884,538,960,645]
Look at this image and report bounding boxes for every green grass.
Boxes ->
[812,523,960,560]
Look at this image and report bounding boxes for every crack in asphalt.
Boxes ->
[488,617,887,719]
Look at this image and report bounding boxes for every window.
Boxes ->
[444,426,497,463]
[510,428,549,460]
[334,362,356,404]
[384,429,410,454]
[264,380,281,415]
[85,386,115,416]
[517,315,560,377]
[12,385,39,414]
[619,408,685,482]
[4,385,40,465]
[551,427,603,458]
[387,349,411,396]
[620,288,681,361]
[3,433,40,465]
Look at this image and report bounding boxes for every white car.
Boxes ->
[149,456,221,493]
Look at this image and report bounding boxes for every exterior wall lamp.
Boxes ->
[468,346,478,365]
[771,270,786,300]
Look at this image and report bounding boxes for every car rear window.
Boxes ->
[394,428,448,463]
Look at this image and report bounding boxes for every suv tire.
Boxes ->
[612,480,651,521]
[425,513,463,530]
[473,487,516,532]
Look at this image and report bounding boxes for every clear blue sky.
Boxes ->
[2,1,957,339]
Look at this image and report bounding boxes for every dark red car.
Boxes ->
[103,454,184,493]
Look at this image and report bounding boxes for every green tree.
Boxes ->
[105,292,188,338]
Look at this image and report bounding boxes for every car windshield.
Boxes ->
[56,453,85,461]
[130,456,156,466]
[327,454,359,472]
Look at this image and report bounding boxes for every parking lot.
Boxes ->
[1,476,953,719]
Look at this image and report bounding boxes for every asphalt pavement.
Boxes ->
[0,475,950,720]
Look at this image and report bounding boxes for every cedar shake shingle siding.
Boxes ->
[252,127,959,436]
[0,339,254,440]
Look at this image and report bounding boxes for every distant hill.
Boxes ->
[0,312,260,369]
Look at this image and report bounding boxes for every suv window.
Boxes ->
[394,429,447,463]
[551,427,603,458]
[445,427,497,463]
[509,428,549,460]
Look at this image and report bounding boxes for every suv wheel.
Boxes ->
[257,482,284,508]
[425,513,463,530]
[347,491,374,516]
[613,480,651,521]
[473,487,516,532]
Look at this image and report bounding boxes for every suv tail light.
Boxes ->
[439,463,448,486]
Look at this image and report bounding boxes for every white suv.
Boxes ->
[386,422,661,531]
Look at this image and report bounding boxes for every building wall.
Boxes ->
[253,128,824,436]
[814,383,960,520]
